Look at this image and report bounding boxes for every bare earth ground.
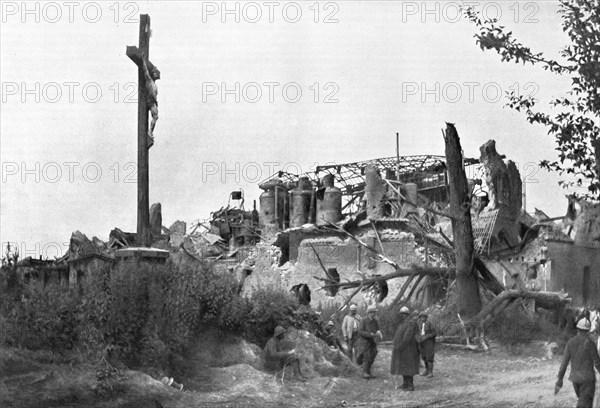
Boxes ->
[2,343,597,408]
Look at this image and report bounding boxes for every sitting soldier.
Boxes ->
[264,326,308,381]
[324,320,344,351]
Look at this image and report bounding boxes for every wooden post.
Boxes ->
[126,15,160,247]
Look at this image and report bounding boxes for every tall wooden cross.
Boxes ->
[126,14,160,247]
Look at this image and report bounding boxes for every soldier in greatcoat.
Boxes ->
[390,306,420,391]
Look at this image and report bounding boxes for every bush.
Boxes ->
[0,258,328,374]
[1,283,79,352]
[243,286,302,347]
[485,302,564,350]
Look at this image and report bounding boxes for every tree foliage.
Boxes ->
[465,1,600,199]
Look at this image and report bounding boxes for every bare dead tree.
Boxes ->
[443,123,482,318]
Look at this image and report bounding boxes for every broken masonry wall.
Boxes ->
[69,257,112,289]
[485,232,553,292]
[484,225,600,308]
[242,232,432,308]
[240,242,285,294]
[483,257,552,294]
[544,240,600,308]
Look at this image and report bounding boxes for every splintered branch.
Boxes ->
[370,220,386,256]
[331,284,365,317]
[310,244,330,277]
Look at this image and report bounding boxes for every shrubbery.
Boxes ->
[1,284,79,352]
[484,302,563,351]
[0,259,323,373]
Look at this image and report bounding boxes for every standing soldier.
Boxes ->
[356,304,383,379]
[417,311,437,378]
[342,304,362,361]
[391,306,420,391]
[555,318,600,408]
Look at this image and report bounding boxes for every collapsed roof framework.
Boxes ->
[261,155,482,216]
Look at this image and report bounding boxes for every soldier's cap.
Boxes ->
[349,304,358,311]
[274,326,287,336]
[399,306,410,314]
[576,318,591,331]
[327,320,334,326]
[367,304,377,312]
[418,311,428,317]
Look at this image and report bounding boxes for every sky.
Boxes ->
[0,0,580,259]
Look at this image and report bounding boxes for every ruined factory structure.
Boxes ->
[13,141,600,311]
[212,140,600,309]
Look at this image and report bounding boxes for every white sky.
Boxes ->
[0,0,578,259]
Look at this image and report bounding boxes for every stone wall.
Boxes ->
[545,240,600,308]
[242,231,432,308]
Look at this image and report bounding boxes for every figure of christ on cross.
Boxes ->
[142,53,159,148]
[126,14,161,246]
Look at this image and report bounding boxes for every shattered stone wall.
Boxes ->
[544,240,600,308]
[486,230,600,308]
[242,232,427,307]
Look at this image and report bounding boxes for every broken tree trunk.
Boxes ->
[443,123,482,318]
[467,290,570,328]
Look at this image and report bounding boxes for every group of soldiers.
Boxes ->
[263,304,600,405]
[263,303,435,389]
[341,304,436,391]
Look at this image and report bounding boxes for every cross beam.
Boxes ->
[126,46,161,79]
[126,14,159,247]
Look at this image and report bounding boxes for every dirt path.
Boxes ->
[311,344,573,408]
[268,343,580,408]
[1,344,592,408]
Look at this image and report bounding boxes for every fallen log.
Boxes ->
[467,290,571,327]
[319,266,454,290]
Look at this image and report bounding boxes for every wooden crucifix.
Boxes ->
[126,14,160,247]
